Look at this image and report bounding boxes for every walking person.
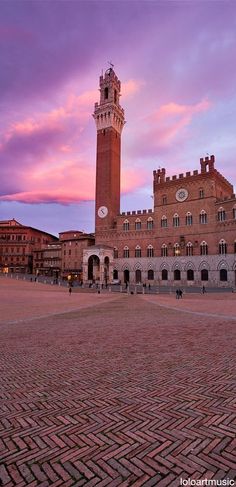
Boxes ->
[69,286,72,295]
[202,285,206,294]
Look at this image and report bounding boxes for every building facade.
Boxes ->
[83,67,236,288]
[0,219,58,274]
[60,230,95,282]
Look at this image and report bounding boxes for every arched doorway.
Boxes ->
[113,269,118,280]
[135,269,142,283]
[124,269,130,283]
[187,269,194,281]
[148,269,154,280]
[201,269,208,281]
[162,269,168,281]
[220,269,227,282]
[174,269,181,281]
[88,255,100,282]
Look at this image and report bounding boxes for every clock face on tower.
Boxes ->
[98,206,108,218]
[175,188,188,202]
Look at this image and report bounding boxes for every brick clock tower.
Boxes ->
[93,67,125,239]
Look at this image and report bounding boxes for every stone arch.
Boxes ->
[160,261,170,271]
[198,260,210,271]
[184,261,196,271]
[217,260,229,271]
[172,261,182,271]
[121,263,130,271]
[134,261,142,271]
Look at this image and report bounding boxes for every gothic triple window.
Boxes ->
[200,241,208,256]
[123,246,129,258]
[147,217,154,230]
[199,210,207,224]
[218,207,226,221]
[161,215,168,228]
[173,214,180,227]
[135,218,142,231]
[161,244,168,257]
[186,212,193,226]
[147,245,154,258]
[123,219,129,231]
[173,243,180,257]
[186,242,193,256]
[135,245,141,258]
[219,239,227,255]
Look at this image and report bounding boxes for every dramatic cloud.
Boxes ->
[0,0,236,233]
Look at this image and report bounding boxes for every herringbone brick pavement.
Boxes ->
[0,280,235,485]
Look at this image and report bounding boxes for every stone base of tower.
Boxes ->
[83,245,115,285]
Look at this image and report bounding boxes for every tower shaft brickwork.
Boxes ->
[93,68,125,239]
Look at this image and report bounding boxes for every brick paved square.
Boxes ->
[0,279,236,486]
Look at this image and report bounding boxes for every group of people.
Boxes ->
[176,288,183,299]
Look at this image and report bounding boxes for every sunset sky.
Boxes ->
[1,0,236,236]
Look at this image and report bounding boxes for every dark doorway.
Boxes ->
[148,269,154,280]
[113,269,118,280]
[88,255,100,281]
[201,269,208,281]
[162,269,168,281]
[187,269,194,281]
[174,269,181,281]
[220,269,227,282]
[135,269,142,283]
[124,269,130,283]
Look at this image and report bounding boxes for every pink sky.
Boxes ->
[0,1,236,235]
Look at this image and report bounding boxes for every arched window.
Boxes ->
[162,269,168,280]
[123,246,129,258]
[218,207,226,221]
[186,242,193,256]
[104,87,109,99]
[199,188,204,199]
[201,269,208,281]
[199,210,207,224]
[186,212,193,226]
[173,213,180,227]
[123,219,129,231]
[219,239,227,255]
[187,269,194,281]
[161,215,168,228]
[173,243,180,257]
[114,247,118,259]
[135,269,142,283]
[135,218,141,230]
[161,244,168,257]
[148,269,154,280]
[174,269,181,280]
[220,269,227,281]
[147,245,154,258]
[200,241,208,256]
[147,217,154,230]
[135,245,141,258]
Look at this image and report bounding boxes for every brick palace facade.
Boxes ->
[83,67,236,288]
